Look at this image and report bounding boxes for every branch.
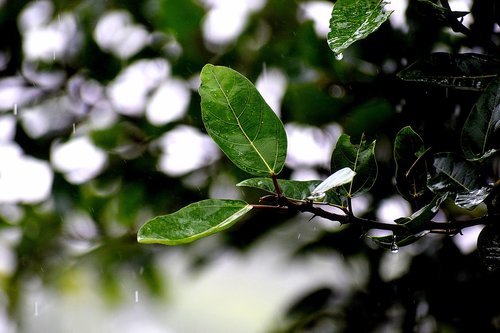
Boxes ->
[255,193,500,235]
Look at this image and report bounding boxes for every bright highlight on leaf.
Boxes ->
[308,167,356,200]
[199,64,287,177]
[327,0,393,58]
[137,199,252,245]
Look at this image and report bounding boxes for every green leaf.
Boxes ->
[369,232,427,250]
[199,64,287,177]
[331,134,378,197]
[137,199,252,245]
[428,152,491,209]
[237,178,342,205]
[394,126,429,202]
[397,53,500,90]
[461,77,500,160]
[327,0,393,58]
[394,194,447,230]
[309,167,356,200]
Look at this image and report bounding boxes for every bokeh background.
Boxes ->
[0,0,499,332]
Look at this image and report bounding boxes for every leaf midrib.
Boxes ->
[212,72,274,175]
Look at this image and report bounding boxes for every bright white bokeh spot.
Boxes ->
[256,67,287,117]
[201,0,266,46]
[376,195,411,224]
[386,0,408,32]
[18,0,53,32]
[0,115,16,142]
[146,78,190,126]
[157,125,220,177]
[285,122,341,169]
[94,11,149,59]
[0,143,53,203]
[453,224,483,254]
[51,137,108,184]
[108,59,170,116]
[22,12,78,61]
[299,1,334,37]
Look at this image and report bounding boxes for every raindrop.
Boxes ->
[391,235,399,253]
[13,103,17,116]
[335,53,343,60]
[72,123,76,134]
[34,301,39,316]
[297,233,301,239]
[135,290,139,303]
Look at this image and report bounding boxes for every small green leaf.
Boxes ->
[137,199,252,245]
[394,194,447,230]
[369,232,428,250]
[237,178,342,205]
[309,167,356,200]
[461,77,500,160]
[397,53,500,90]
[199,64,287,176]
[327,0,393,58]
[428,152,490,209]
[331,134,378,197]
[394,126,429,202]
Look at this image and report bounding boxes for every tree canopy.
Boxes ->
[0,0,499,332]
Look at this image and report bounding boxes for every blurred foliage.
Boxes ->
[0,0,500,332]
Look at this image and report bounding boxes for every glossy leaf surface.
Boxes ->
[461,77,500,160]
[428,153,490,209]
[137,199,252,245]
[327,0,392,58]
[397,53,500,90]
[394,194,447,230]
[331,134,377,197]
[237,178,342,205]
[394,126,428,202]
[199,64,287,176]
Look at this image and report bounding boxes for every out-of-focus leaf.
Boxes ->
[137,199,252,245]
[331,134,377,197]
[394,126,428,202]
[477,224,500,271]
[397,53,500,90]
[237,178,342,205]
[327,0,393,58]
[428,152,491,209]
[199,64,287,177]
[342,99,395,137]
[461,77,500,160]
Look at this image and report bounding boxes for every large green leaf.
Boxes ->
[199,64,287,176]
[331,134,378,197]
[327,0,393,58]
[394,194,447,230]
[428,153,491,209]
[237,178,342,205]
[397,53,500,90]
[137,199,252,245]
[394,126,428,203]
[461,77,500,160]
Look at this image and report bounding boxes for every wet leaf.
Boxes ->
[331,134,378,197]
[237,178,342,205]
[199,64,287,176]
[428,152,491,209]
[397,53,500,90]
[394,194,447,230]
[461,77,500,160]
[394,126,428,202]
[137,199,252,245]
[369,231,428,250]
[327,0,393,58]
[309,167,356,199]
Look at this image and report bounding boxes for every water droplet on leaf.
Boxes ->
[335,53,343,60]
